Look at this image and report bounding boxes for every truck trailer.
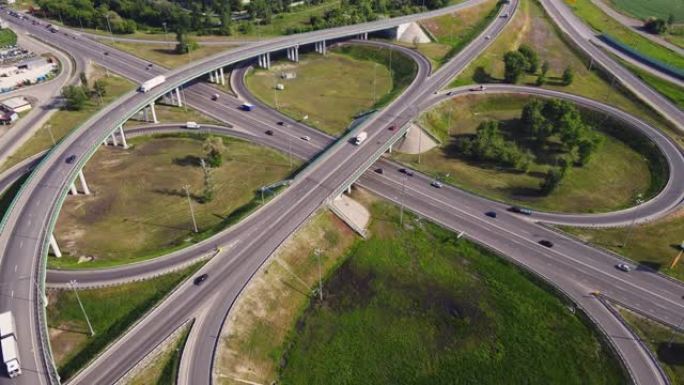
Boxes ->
[138,75,166,93]
[353,131,367,145]
[0,312,21,378]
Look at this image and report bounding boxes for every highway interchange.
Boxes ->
[0,0,682,384]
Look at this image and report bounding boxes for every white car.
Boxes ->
[485,35,491,40]
[301,136,311,141]
[615,263,631,272]
[431,180,443,188]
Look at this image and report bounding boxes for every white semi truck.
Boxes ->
[0,312,21,378]
[138,75,166,93]
[353,131,367,145]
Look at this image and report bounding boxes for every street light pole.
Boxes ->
[69,280,95,337]
[105,14,115,45]
[399,174,406,226]
[621,195,644,248]
[183,184,199,233]
[162,22,169,46]
[315,248,323,301]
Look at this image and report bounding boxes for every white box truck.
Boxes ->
[0,312,21,378]
[353,131,367,145]
[138,75,166,93]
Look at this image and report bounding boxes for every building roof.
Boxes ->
[1,97,28,109]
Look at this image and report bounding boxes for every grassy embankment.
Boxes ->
[394,94,662,213]
[277,192,626,384]
[619,307,684,384]
[52,134,299,269]
[564,0,684,69]
[48,262,202,381]
[450,0,684,149]
[0,67,135,173]
[246,45,416,136]
[416,0,500,67]
[606,0,684,47]
[617,57,684,109]
[562,209,684,281]
[0,28,17,46]
[105,41,236,69]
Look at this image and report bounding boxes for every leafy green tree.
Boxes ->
[562,66,574,86]
[93,79,107,98]
[541,60,550,75]
[540,168,562,194]
[644,17,668,34]
[503,51,529,83]
[535,73,545,86]
[62,85,88,111]
[517,44,539,73]
[203,136,224,167]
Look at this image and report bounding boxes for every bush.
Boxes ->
[62,85,88,111]
[562,66,574,86]
[503,51,529,83]
[644,18,668,34]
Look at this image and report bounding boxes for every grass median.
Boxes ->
[276,192,626,384]
[393,94,662,213]
[106,41,236,69]
[47,262,202,381]
[245,45,416,136]
[52,133,299,269]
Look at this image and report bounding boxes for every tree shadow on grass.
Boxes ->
[657,342,684,366]
[152,48,178,56]
[153,188,202,202]
[173,155,202,167]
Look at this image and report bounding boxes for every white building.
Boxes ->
[1,96,30,113]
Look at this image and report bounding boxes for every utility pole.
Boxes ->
[183,184,199,233]
[260,186,265,205]
[621,194,643,248]
[399,174,407,226]
[417,123,423,164]
[162,22,169,46]
[315,248,323,301]
[105,14,115,45]
[45,124,56,146]
[69,280,95,337]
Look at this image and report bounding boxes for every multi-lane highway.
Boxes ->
[0,0,681,384]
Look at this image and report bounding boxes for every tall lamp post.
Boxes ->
[621,194,644,248]
[69,280,95,337]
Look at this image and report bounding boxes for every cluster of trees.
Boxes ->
[61,72,107,110]
[503,45,573,86]
[457,121,533,171]
[197,136,224,203]
[520,99,602,193]
[643,14,676,35]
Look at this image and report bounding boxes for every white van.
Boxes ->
[185,121,200,129]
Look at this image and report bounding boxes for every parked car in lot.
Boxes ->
[538,240,554,248]
[485,211,497,218]
[615,263,632,272]
[194,273,209,285]
[431,180,443,188]
[399,168,414,176]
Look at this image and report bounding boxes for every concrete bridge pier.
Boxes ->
[144,102,158,123]
[315,41,327,55]
[287,46,300,62]
[118,125,128,149]
[357,32,368,40]
[49,234,62,258]
[69,183,78,195]
[175,87,183,107]
[258,53,271,69]
[110,132,119,146]
[387,144,392,153]
[78,170,91,195]
[219,68,226,85]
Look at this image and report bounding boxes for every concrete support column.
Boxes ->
[287,47,292,61]
[387,144,392,153]
[111,132,118,147]
[78,170,90,195]
[258,55,263,68]
[219,68,225,85]
[175,87,182,107]
[346,185,351,194]
[102,140,108,146]
[209,71,215,83]
[118,125,128,149]
[149,102,158,123]
[69,183,78,195]
[49,234,62,258]
[168,91,175,105]
[142,108,148,122]
[266,52,271,68]
[295,45,299,62]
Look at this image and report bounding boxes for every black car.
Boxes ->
[510,206,533,215]
[375,168,384,174]
[194,273,209,285]
[65,155,77,164]
[538,240,554,248]
[485,211,497,218]
[277,121,288,126]
[399,168,414,176]
[265,130,274,136]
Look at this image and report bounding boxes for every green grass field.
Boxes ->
[608,0,684,22]
[416,0,500,66]
[619,307,684,384]
[246,45,416,136]
[107,41,236,69]
[129,325,190,385]
[0,28,17,47]
[393,94,660,213]
[51,134,298,269]
[48,262,202,381]
[0,67,135,173]
[565,0,684,69]
[278,197,626,384]
[618,58,684,109]
[561,209,684,281]
[450,0,684,147]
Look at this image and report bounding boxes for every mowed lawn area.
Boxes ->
[450,0,683,144]
[416,0,500,66]
[107,41,236,69]
[562,208,684,281]
[52,134,298,269]
[393,94,659,213]
[608,0,684,23]
[48,263,201,381]
[246,45,416,136]
[278,197,626,384]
